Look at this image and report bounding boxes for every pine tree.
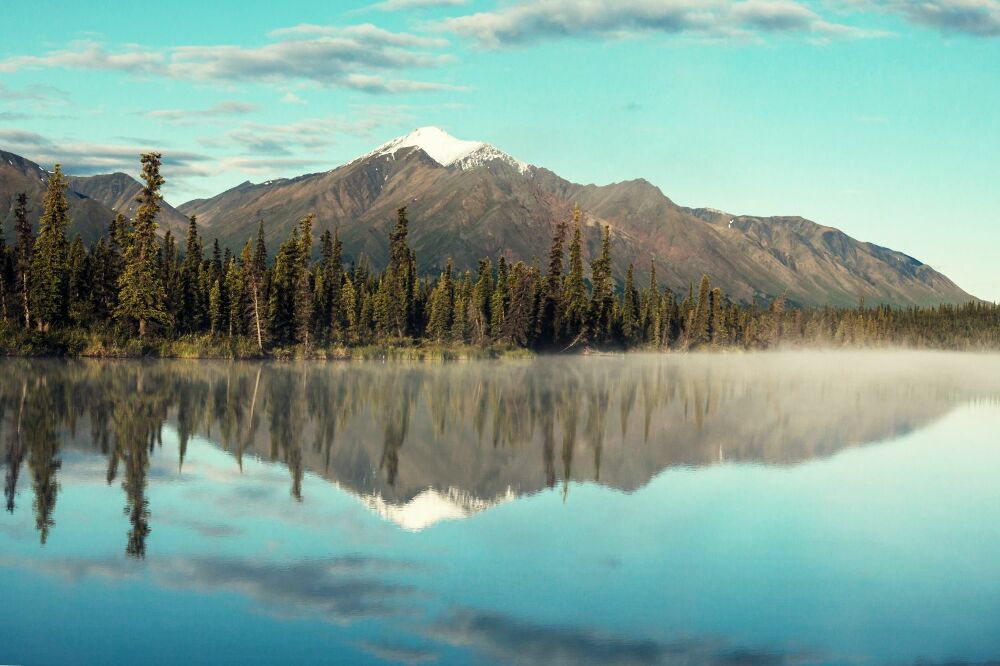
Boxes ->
[225,256,244,338]
[66,235,91,326]
[710,287,725,347]
[240,223,267,351]
[561,207,589,344]
[692,274,712,346]
[181,216,204,332]
[293,215,314,345]
[13,193,32,329]
[267,231,298,345]
[489,259,506,340]
[29,166,71,331]
[384,207,413,338]
[209,279,223,335]
[427,260,454,341]
[621,263,638,345]
[589,225,614,344]
[540,217,567,346]
[328,229,344,342]
[115,153,171,338]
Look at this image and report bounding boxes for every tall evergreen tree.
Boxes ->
[29,166,71,331]
[115,153,171,338]
[540,217,567,346]
[621,263,638,344]
[561,207,589,344]
[293,215,315,345]
[13,193,32,329]
[589,225,614,344]
[181,216,204,332]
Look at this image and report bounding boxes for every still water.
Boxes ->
[1,352,999,665]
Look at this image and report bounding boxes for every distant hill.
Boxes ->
[178,127,973,307]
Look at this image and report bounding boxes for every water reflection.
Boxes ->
[3,353,1000,664]
[2,352,999,549]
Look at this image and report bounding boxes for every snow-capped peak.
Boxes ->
[356,126,530,173]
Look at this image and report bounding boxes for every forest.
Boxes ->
[1,152,998,358]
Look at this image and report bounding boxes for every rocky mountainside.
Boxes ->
[179,127,972,307]
[66,171,189,236]
[0,150,188,242]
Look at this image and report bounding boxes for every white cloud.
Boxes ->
[146,101,259,123]
[858,0,1000,36]
[439,0,885,48]
[0,26,455,93]
[369,0,469,11]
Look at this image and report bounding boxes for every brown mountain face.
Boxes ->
[66,171,190,238]
[178,129,972,307]
[1,149,120,243]
[0,150,188,243]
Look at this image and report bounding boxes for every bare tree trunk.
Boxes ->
[250,281,263,352]
[139,318,146,339]
[22,273,30,330]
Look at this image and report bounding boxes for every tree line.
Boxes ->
[1,152,995,356]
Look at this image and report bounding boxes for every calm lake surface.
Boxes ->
[1,352,999,665]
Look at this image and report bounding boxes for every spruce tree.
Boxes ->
[328,229,344,341]
[540,217,567,346]
[693,274,712,346]
[181,216,204,332]
[621,263,638,345]
[240,228,267,351]
[427,260,454,341]
[66,235,91,326]
[115,153,171,338]
[589,225,614,344]
[293,215,314,345]
[561,207,589,344]
[29,166,71,331]
[13,193,32,329]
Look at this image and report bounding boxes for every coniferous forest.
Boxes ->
[1,152,998,359]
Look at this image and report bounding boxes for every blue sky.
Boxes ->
[0,0,998,298]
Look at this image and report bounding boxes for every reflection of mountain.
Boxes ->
[2,353,999,537]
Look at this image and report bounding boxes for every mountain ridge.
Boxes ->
[1,128,975,307]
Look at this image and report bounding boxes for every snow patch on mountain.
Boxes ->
[355,126,530,173]
[358,485,516,531]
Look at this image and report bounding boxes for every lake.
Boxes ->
[1,352,999,665]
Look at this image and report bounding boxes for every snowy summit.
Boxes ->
[358,126,530,173]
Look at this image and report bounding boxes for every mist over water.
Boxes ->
[2,351,999,665]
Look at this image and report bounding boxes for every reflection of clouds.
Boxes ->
[3,556,419,624]
[427,609,823,666]
[354,639,439,664]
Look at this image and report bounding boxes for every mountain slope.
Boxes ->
[0,150,189,243]
[1,149,120,244]
[66,172,189,237]
[180,127,972,307]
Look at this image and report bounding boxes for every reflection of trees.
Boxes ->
[4,381,26,514]
[1,355,994,549]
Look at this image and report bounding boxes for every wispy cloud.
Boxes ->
[439,0,886,48]
[0,128,213,178]
[855,0,1000,36]
[145,101,259,123]
[0,82,70,105]
[369,0,470,11]
[0,25,456,93]
[427,608,825,665]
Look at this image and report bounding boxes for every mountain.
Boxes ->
[1,149,120,244]
[179,127,973,307]
[66,172,189,236]
[0,150,188,243]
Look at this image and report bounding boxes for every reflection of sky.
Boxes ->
[3,405,1000,665]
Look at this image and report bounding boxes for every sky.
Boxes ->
[0,0,998,298]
